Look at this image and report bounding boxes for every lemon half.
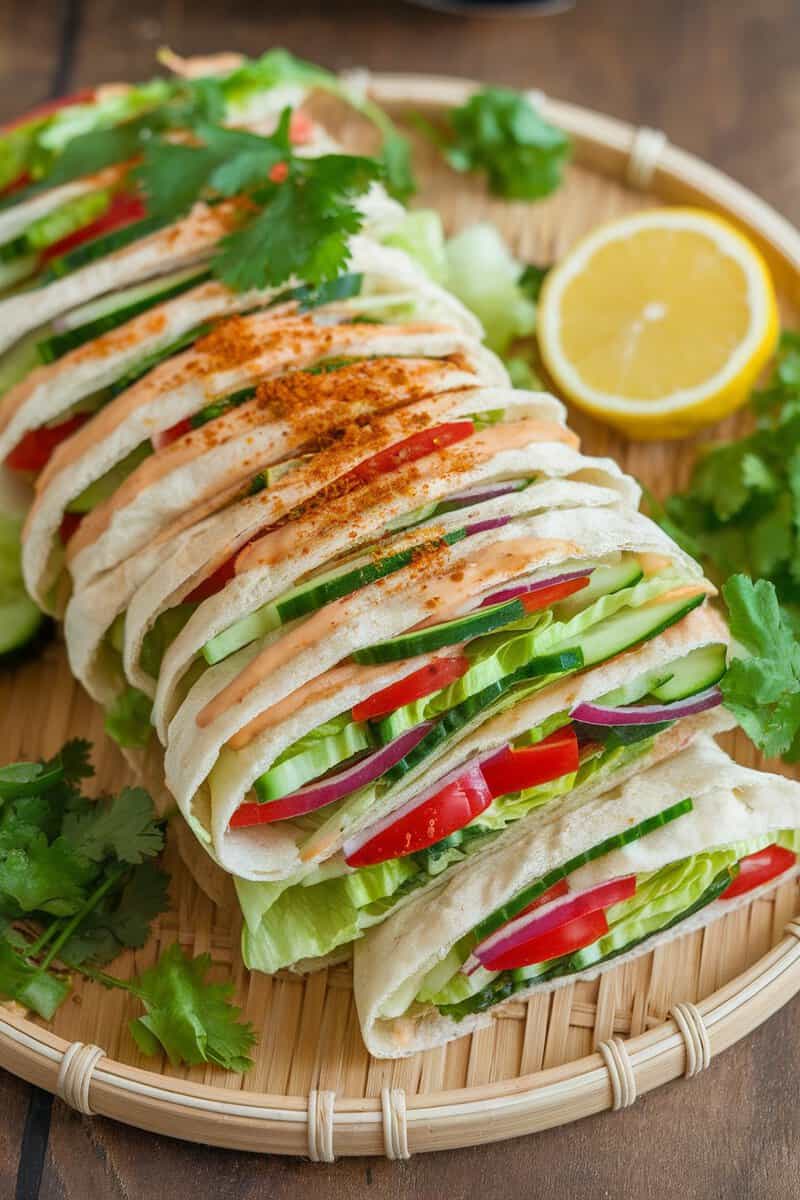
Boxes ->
[537,208,779,439]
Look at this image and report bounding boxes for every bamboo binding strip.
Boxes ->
[2,921,800,1154]
[0,76,799,1157]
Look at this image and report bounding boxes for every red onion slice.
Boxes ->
[479,569,593,609]
[464,875,636,975]
[446,480,529,506]
[464,515,512,536]
[571,685,723,727]
[234,723,433,826]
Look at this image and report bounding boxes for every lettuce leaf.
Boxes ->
[237,857,417,972]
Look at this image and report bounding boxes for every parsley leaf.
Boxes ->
[721,575,800,759]
[430,86,570,200]
[129,943,255,1071]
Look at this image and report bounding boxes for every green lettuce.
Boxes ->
[237,857,417,973]
[444,223,537,354]
[104,686,152,749]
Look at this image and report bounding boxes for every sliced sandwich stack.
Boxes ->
[1,52,798,1058]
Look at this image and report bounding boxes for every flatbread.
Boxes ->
[356,736,800,1057]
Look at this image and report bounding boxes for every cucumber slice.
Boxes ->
[650,642,727,702]
[383,647,583,785]
[37,267,209,362]
[254,721,373,804]
[202,529,469,666]
[553,557,644,619]
[471,796,694,944]
[565,590,706,671]
[354,595,530,665]
[0,512,45,660]
[108,322,211,397]
[66,441,152,513]
[43,214,168,279]
[0,593,45,657]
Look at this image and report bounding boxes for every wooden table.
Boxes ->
[1,1,798,1195]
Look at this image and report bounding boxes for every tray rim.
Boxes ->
[1,70,799,1159]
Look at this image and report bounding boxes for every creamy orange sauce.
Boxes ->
[234,418,578,574]
[197,534,581,729]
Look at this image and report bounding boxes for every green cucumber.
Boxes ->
[0,513,46,660]
[0,593,45,659]
[202,529,469,666]
[471,796,694,943]
[254,722,373,804]
[42,213,169,279]
[511,865,734,986]
[25,188,111,252]
[382,647,584,785]
[353,595,531,665]
[36,267,209,362]
[65,441,152,513]
[563,590,706,671]
[650,642,727,702]
[108,322,211,396]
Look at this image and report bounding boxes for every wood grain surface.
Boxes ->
[1,0,798,1195]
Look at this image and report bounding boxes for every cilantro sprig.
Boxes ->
[0,741,254,1072]
[721,575,800,760]
[417,86,571,201]
[135,108,383,293]
[656,334,800,624]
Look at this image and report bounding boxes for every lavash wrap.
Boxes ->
[0,235,482,468]
[142,450,640,726]
[64,389,579,706]
[62,345,504,591]
[354,736,799,1057]
[239,699,731,976]
[161,505,719,879]
[24,303,499,611]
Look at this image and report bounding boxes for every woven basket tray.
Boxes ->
[1,73,799,1159]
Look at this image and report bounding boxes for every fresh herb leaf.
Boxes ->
[721,575,800,759]
[0,936,68,1019]
[0,835,96,917]
[656,333,800,627]
[62,786,165,865]
[129,943,255,1071]
[430,86,570,200]
[61,860,170,966]
[214,151,381,291]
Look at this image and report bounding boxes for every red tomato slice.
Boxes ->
[344,763,493,867]
[0,88,94,134]
[721,843,797,899]
[519,575,590,614]
[289,110,314,145]
[0,171,32,198]
[184,555,240,605]
[351,655,470,722]
[480,725,579,798]
[5,412,89,473]
[152,417,193,451]
[487,908,610,971]
[40,191,147,264]
[344,421,475,489]
[519,878,569,917]
[478,875,636,971]
[59,510,84,546]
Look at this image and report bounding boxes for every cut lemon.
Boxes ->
[537,208,779,439]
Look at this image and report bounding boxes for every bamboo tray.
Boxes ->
[1,73,800,1159]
